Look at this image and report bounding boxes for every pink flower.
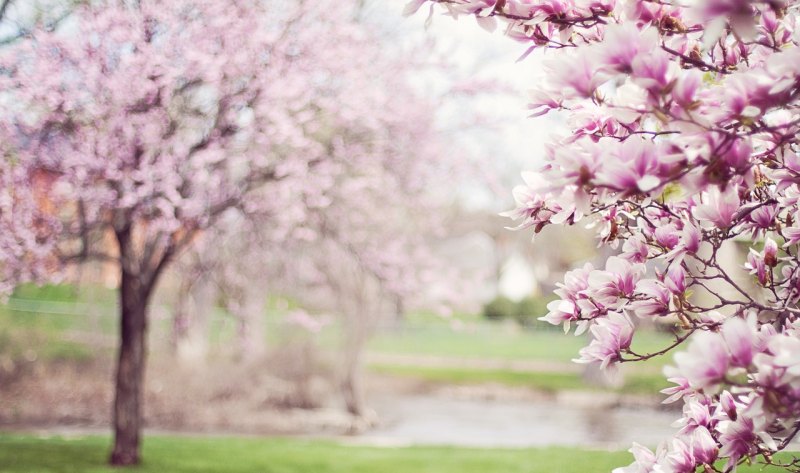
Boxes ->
[691,426,719,465]
[599,24,658,73]
[596,138,662,194]
[661,374,691,403]
[674,396,713,434]
[673,331,729,390]
[722,316,756,368]
[501,172,558,232]
[612,443,658,473]
[763,237,778,267]
[664,265,686,294]
[632,49,672,92]
[718,391,738,420]
[672,70,702,108]
[575,312,634,368]
[720,138,752,172]
[654,224,680,249]
[528,89,562,117]
[718,412,761,468]
[692,185,740,228]
[745,204,778,235]
[784,225,800,247]
[541,263,594,332]
[768,336,800,377]
[402,0,428,15]
[540,299,577,328]
[664,438,695,473]
[548,139,603,189]
[622,235,650,263]
[632,279,670,318]
[680,224,701,254]
[587,256,644,308]
[546,50,607,98]
[745,248,768,285]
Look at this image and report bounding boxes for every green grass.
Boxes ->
[10,284,82,303]
[0,284,114,363]
[0,434,792,473]
[0,283,680,394]
[369,323,676,365]
[369,364,669,394]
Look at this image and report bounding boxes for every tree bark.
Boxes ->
[110,267,152,466]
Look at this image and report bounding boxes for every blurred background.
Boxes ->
[0,0,687,471]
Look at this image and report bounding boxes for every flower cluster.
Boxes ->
[412,0,800,470]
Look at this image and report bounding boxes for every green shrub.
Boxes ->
[514,296,551,327]
[482,296,517,321]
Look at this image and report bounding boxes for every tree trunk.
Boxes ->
[173,276,213,363]
[235,286,266,362]
[109,268,152,466]
[342,349,365,417]
[341,314,378,432]
[341,309,368,417]
[172,279,191,351]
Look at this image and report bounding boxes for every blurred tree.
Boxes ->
[0,0,441,465]
[172,56,471,417]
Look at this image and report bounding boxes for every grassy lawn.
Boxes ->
[0,434,791,473]
[0,283,680,395]
[368,321,676,366]
[369,364,669,394]
[367,320,677,394]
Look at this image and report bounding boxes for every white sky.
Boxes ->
[394,5,565,211]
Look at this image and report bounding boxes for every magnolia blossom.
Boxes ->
[413,0,800,469]
[673,331,729,391]
[692,186,741,229]
[575,311,634,369]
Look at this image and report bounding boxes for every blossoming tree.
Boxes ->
[0,0,437,465]
[167,43,469,417]
[410,0,800,471]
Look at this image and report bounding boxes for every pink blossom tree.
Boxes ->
[0,0,439,465]
[411,0,800,471]
[167,41,471,417]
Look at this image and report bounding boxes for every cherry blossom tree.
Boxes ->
[166,42,470,418]
[0,0,441,465]
[411,0,800,471]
